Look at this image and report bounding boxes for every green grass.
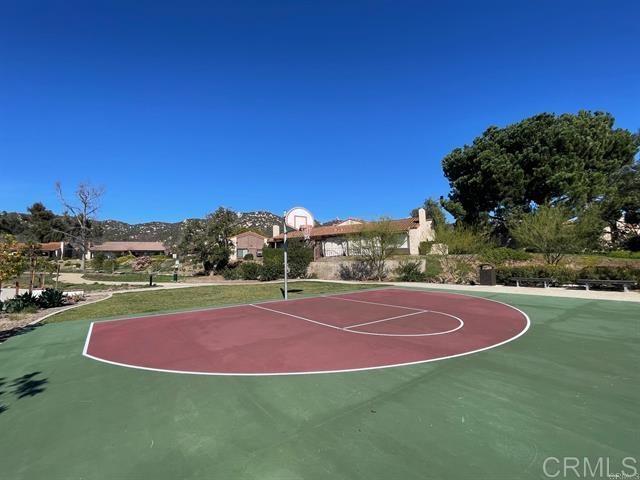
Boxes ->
[82,272,177,283]
[47,281,376,323]
[0,287,637,479]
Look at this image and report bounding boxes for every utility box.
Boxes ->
[478,264,496,286]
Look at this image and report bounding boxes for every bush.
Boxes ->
[116,254,135,265]
[239,262,262,280]
[623,234,640,252]
[132,256,153,272]
[37,288,66,308]
[480,247,532,265]
[91,252,106,271]
[243,253,254,260]
[495,265,578,286]
[260,262,283,281]
[221,266,241,280]
[436,225,489,254]
[3,292,39,313]
[262,240,312,279]
[607,250,640,259]
[394,260,426,282]
[418,241,434,255]
[577,266,640,282]
[339,261,375,281]
[423,255,443,280]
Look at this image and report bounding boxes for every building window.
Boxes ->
[237,248,248,259]
[256,249,263,257]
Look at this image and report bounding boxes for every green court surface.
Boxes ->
[0,289,637,480]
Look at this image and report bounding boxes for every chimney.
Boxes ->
[418,208,427,225]
[272,225,280,237]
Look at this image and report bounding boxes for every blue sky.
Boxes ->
[1,0,638,223]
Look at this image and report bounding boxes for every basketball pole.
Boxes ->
[283,211,288,300]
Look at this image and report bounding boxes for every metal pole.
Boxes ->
[283,211,288,300]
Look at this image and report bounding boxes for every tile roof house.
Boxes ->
[15,241,72,258]
[88,241,168,259]
[230,231,267,261]
[268,208,434,259]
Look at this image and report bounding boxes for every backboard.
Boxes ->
[285,207,314,230]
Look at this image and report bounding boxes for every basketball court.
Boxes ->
[83,288,530,375]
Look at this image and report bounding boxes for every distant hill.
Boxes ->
[1,210,284,248]
[98,211,283,247]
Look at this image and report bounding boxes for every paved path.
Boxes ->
[55,273,640,303]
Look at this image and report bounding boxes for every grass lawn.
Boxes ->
[47,281,376,323]
[82,272,177,283]
[0,284,637,479]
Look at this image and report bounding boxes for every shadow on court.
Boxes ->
[280,287,304,298]
[0,324,43,344]
[0,372,48,415]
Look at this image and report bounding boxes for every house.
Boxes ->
[230,231,267,261]
[87,241,168,259]
[15,241,72,258]
[268,208,434,259]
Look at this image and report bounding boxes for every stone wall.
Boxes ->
[308,257,427,280]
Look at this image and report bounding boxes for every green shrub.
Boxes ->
[3,292,39,313]
[243,253,254,260]
[423,255,443,280]
[418,241,434,255]
[262,240,312,279]
[495,265,578,285]
[607,250,640,259]
[221,266,241,280]
[435,225,489,254]
[37,288,66,308]
[481,247,532,265]
[239,262,262,280]
[116,254,135,266]
[577,266,640,282]
[91,252,106,271]
[339,261,375,281]
[394,260,426,282]
[623,234,640,252]
[260,262,283,281]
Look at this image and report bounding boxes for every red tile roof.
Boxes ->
[235,231,266,239]
[90,241,167,252]
[270,217,419,241]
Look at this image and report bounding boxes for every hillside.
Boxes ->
[98,211,283,246]
[0,210,283,247]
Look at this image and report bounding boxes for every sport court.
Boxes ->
[84,288,529,375]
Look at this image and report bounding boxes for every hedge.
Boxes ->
[496,265,640,286]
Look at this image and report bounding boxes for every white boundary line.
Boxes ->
[345,310,464,337]
[81,287,531,376]
[344,310,427,328]
[83,286,395,326]
[249,304,344,331]
[327,295,425,311]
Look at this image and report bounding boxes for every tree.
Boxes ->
[411,198,447,228]
[25,202,65,242]
[178,207,237,274]
[510,205,604,265]
[441,111,640,235]
[352,219,406,281]
[0,235,25,296]
[55,182,104,271]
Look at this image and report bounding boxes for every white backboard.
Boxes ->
[285,207,314,230]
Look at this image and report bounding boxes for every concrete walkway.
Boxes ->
[55,273,640,303]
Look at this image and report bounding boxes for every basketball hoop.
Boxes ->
[283,206,315,301]
[301,224,312,241]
